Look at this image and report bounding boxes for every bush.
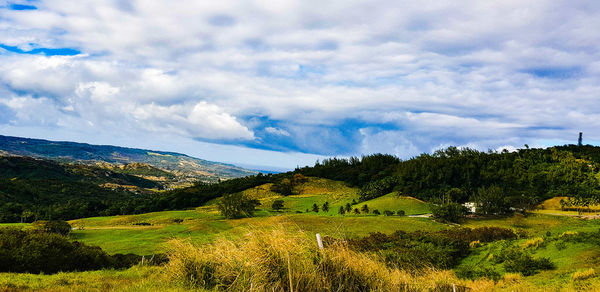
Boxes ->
[0,228,115,273]
[372,209,380,215]
[396,210,405,216]
[133,222,152,226]
[348,231,470,269]
[455,265,501,280]
[431,203,468,223]
[435,227,516,243]
[383,210,394,216]
[31,220,72,236]
[271,200,284,211]
[500,250,554,276]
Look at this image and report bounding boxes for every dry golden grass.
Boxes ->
[163,225,538,292]
[573,268,596,281]
[523,237,545,249]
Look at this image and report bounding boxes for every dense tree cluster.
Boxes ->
[298,146,600,209]
[3,145,600,222]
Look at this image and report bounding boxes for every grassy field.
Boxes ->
[351,192,431,215]
[3,180,600,291]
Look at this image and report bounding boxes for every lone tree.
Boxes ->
[361,204,369,214]
[338,206,346,215]
[322,201,330,213]
[312,203,319,213]
[345,203,352,213]
[217,193,261,219]
[271,200,284,211]
[353,208,361,214]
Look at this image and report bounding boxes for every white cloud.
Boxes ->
[133,102,254,140]
[1,0,600,166]
[265,127,290,137]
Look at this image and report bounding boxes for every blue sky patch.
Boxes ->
[8,3,37,10]
[0,44,80,56]
[524,67,581,79]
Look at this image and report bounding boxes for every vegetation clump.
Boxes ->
[165,227,472,291]
[0,227,148,274]
[31,220,72,236]
[431,202,468,223]
[216,192,261,219]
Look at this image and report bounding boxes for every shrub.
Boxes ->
[396,210,405,216]
[383,210,394,216]
[372,209,380,215]
[31,220,72,236]
[455,265,500,280]
[501,250,554,276]
[361,204,369,213]
[272,200,284,211]
[0,227,137,274]
[435,227,516,243]
[348,231,470,270]
[133,222,152,226]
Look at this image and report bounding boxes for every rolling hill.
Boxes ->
[0,135,257,183]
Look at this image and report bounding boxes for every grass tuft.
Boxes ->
[572,268,596,281]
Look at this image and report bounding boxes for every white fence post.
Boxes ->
[316,233,324,250]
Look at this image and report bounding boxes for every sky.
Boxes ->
[1,1,600,170]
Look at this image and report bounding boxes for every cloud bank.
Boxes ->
[1,0,599,168]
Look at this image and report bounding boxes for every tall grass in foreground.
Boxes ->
[164,226,529,291]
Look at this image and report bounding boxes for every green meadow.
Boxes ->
[3,178,600,291]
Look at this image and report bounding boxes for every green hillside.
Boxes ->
[352,192,431,215]
[0,134,257,182]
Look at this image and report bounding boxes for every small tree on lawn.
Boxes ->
[338,206,345,215]
[383,210,394,216]
[361,204,369,214]
[322,201,330,213]
[217,193,261,219]
[271,200,284,211]
[353,208,361,214]
[312,203,319,213]
[396,210,405,216]
[372,209,380,215]
[345,203,352,213]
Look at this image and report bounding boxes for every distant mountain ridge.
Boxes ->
[0,135,257,183]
